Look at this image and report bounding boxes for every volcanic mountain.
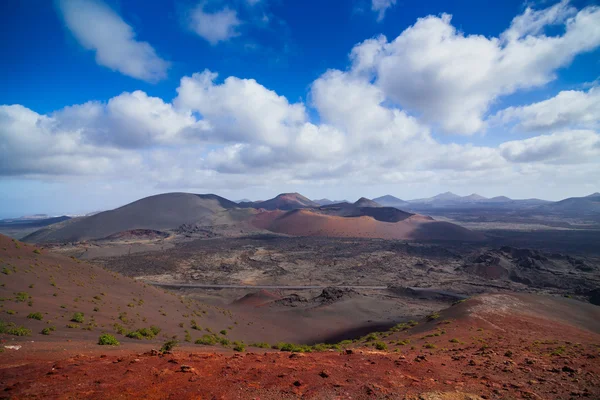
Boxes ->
[372,195,409,208]
[241,193,320,210]
[23,193,238,243]
[251,208,483,241]
[353,197,382,208]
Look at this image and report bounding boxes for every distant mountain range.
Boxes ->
[16,191,600,243]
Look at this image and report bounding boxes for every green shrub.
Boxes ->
[126,331,143,340]
[15,292,30,302]
[6,310,16,315]
[41,326,56,335]
[66,323,79,329]
[0,321,31,336]
[98,333,120,346]
[219,329,227,335]
[233,341,246,352]
[33,249,41,254]
[449,338,460,343]
[423,343,437,349]
[195,334,217,345]
[71,312,84,323]
[27,312,43,320]
[250,342,270,349]
[150,326,161,336]
[374,341,387,351]
[113,323,128,335]
[426,312,441,321]
[160,340,178,352]
[364,332,379,342]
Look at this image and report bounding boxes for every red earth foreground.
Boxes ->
[2,294,600,399]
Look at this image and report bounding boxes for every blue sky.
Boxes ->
[1,0,599,217]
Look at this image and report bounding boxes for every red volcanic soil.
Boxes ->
[2,293,599,399]
[252,209,484,241]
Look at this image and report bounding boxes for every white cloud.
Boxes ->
[350,2,600,134]
[188,4,241,45]
[492,87,600,131]
[3,2,600,202]
[371,0,397,22]
[57,0,169,82]
[499,130,600,163]
[0,105,141,177]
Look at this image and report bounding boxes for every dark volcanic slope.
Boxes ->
[23,193,238,243]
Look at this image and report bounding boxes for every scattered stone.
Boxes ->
[180,365,194,373]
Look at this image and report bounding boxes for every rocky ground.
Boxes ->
[2,294,599,399]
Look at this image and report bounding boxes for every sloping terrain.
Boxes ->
[460,246,599,294]
[252,209,484,241]
[0,216,72,239]
[0,235,292,349]
[2,292,599,399]
[22,193,238,243]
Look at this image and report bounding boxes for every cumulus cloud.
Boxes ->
[350,2,600,134]
[3,2,600,200]
[188,4,241,45]
[492,87,600,131]
[57,0,169,82]
[371,0,396,21]
[0,105,141,177]
[499,130,600,164]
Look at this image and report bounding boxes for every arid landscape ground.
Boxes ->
[1,192,600,399]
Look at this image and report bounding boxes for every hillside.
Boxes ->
[252,209,483,241]
[2,290,599,399]
[0,235,283,349]
[23,193,238,243]
[539,192,600,213]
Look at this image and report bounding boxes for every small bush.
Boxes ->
[6,310,16,315]
[423,343,437,349]
[195,334,217,345]
[374,341,388,351]
[27,312,43,320]
[364,332,379,342]
[33,249,41,254]
[250,342,270,349]
[126,331,143,340]
[71,312,84,323]
[41,326,56,335]
[233,341,246,352]
[449,338,460,343]
[426,312,441,321]
[66,323,79,329]
[15,292,30,302]
[219,329,227,335]
[0,321,31,336]
[98,333,120,346]
[160,340,178,352]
